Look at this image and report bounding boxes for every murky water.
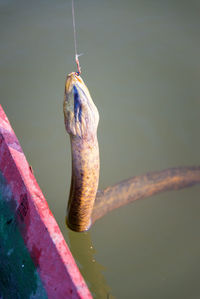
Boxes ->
[1,0,200,298]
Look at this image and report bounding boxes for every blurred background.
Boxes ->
[1,0,200,298]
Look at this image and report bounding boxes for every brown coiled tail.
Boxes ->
[63,73,99,232]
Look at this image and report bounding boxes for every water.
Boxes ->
[1,0,200,298]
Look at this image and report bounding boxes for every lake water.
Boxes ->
[1,0,200,298]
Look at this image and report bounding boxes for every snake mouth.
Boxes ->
[65,72,92,103]
[65,72,84,94]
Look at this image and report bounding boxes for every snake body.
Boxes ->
[63,72,100,232]
[63,73,200,232]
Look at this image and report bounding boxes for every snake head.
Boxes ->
[63,72,99,140]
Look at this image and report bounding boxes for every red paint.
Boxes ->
[30,245,42,267]
[0,105,92,299]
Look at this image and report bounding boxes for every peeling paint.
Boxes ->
[0,104,92,298]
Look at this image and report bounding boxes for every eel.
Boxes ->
[63,72,100,232]
[64,73,200,232]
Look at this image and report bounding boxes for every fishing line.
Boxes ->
[71,0,82,75]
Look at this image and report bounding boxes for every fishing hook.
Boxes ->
[75,54,81,76]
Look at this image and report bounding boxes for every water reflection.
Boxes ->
[67,228,114,299]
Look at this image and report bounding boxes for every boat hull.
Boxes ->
[0,105,92,298]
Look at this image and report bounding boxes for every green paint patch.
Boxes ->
[0,172,47,299]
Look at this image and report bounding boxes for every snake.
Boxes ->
[63,72,100,232]
[64,73,200,233]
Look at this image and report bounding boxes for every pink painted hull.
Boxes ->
[0,104,92,298]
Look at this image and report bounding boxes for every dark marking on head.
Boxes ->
[73,85,82,123]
